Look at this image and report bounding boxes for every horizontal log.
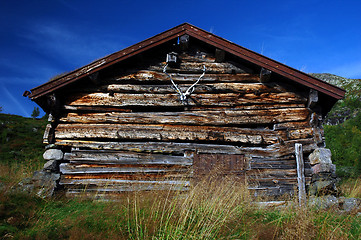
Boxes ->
[60,178,190,187]
[150,62,248,74]
[65,183,189,193]
[55,138,317,158]
[55,124,282,145]
[57,141,243,154]
[65,92,306,107]
[60,172,188,180]
[59,163,190,175]
[77,82,283,94]
[247,169,297,178]
[64,151,192,165]
[113,71,259,83]
[60,108,310,125]
[62,103,306,113]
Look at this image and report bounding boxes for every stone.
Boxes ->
[309,148,332,165]
[16,171,60,198]
[308,195,339,210]
[308,179,338,196]
[43,149,63,161]
[338,197,361,212]
[311,163,336,174]
[43,160,58,172]
[311,172,337,182]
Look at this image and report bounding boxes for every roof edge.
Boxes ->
[26,23,346,100]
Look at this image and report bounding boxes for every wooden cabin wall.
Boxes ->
[47,46,322,198]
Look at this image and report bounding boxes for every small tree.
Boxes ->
[0,106,2,112]
[31,107,40,119]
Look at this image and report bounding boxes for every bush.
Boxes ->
[325,112,361,177]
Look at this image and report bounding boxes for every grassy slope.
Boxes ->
[0,113,47,184]
[311,73,361,178]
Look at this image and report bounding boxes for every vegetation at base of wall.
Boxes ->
[324,113,361,178]
[1,180,361,240]
[0,113,47,185]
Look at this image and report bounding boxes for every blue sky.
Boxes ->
[1,0,360,117]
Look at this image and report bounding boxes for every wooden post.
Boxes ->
[259,68,272,83]
[295,143,307,206]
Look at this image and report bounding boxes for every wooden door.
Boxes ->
[193,153,247,181]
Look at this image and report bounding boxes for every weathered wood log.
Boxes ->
[59,163,190,175]
[295,143,307,206]
[112,71,259,83]
[247,168,297,178]
[65,92,306,107]
[55,123,283,144]
[307,89,318,109]
[259,68,272,83]
[64,151,192,165]
[149,62,248,73]
[57,141,243,154]
[43,124,52,144]
[62,103,306,113]
[60,108,310,125]
[78,82,283,94]
[59,178,190,187]
[55,138,317,158]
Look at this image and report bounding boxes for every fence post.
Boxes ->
[295,143,307,207]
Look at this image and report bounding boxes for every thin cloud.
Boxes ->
[21,22,128,67]
[2,84,30,117]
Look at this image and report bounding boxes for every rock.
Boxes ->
[309,148,332,165]
[43,149,63,161]
[43,160,58,172]
[309,179,338,196]
[17,171,60,198]
[308,195,339,210]
[338,197,361,212]
[311,163,336,174]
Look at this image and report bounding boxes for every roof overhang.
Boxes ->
[26,23,346,100]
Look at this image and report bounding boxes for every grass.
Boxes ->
[0,113,47,187]
[1,176,361,239]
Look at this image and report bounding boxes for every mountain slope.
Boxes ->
[311,73,361,125]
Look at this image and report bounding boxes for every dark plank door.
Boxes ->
[193,153,247,180]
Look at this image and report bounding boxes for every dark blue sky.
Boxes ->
[1,0,360,117]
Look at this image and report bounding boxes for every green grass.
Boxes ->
[1,185,361,240]
[0,113,47,185]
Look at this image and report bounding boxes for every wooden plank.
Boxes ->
[149,62,248,73]
[59,163,190,175]
[62,103,306,113]
[65,92,306,107]
[307,89,318,109]
[55,124,282,145]
[295,143,307,206]
[65,183,189,193]
[57,140,243,154]
[55,138,317,158]
[60,172,189,181]
[43,124,52,144]
[113,71,259,83]
[60,108,310,125]
[64,151,192,165]
[59,178,190,187]
[78,82,282,94]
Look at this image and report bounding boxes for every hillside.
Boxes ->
[311,73,361,177]
[311,73,361,125]
[0,113,47,184]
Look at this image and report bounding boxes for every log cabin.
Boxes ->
[24,23,345,198]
